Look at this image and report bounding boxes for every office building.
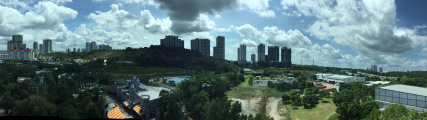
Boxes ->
[77,48,80,52]
[73,48,76,52]
[281,47,292,67]
[268,46,279,62]
[213,36,225,59]
[379,67,383,73]
[191,38,210,56]
[376,84,427,113]
[258,43,265,62]
[160,35,184,48]
[43,39,52,54]
[251,54,256,64]
[33,42,38,49]
[66,48,71,53]
[371,65,378,72]
[237,44,246,64]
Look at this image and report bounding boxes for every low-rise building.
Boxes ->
[376,84,427,113]
[316,73,365,84]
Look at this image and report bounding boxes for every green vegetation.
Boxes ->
[287,97,336,120]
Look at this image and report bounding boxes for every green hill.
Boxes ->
[108,46,239,73]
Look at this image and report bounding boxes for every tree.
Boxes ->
[336,102,363,120]
[249,77,254,86]
[380,104,409,120]
[231,101,242,120]
[1,91,15,113]
[58,104,78,119]
[363,107,380,120]
[33,106,48,116]
[282,94,290,104]
[85,102,102,119]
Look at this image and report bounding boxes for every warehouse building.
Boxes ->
[375,84,427,113]
[316,73,365,84]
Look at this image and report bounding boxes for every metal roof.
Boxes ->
[378,84,427,97]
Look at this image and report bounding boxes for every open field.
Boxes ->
[287,97,337,120]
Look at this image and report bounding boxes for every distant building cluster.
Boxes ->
[1,35,37,60]
[370,65,384,73]
[157,35,293,67]
[67,41,112,53]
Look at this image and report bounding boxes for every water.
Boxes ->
[168,77,186,84]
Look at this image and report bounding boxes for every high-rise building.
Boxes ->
[39,44,43,54]
[6,35,24,50]
[371,65,378,72]
[33,42,38,49]
[281,47,292,67]
[213,36,225,59]
[258,43,265,62]
[379,67,383,73]
[237,44,246,64]
[66,48,71,53]
[251,54,256,63]
[85,42,90,52]
[268,46,279,62]
[191,38,210,56]
[160,35,184,48]
[98,44,112,50]
[43,39,52,54]
[73,48,76,52]
[12,35,23,49]
[77,48,80,52]
[91,41,97,51]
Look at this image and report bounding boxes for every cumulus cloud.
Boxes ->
[154,0,237,34]
[281,0,423,66]
[240,39,257,47]
[88,4,171,34]
[238,0,275,18]
[0,1,77,36]
[235,24,312,46]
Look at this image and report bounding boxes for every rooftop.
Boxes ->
[378,84,427,97]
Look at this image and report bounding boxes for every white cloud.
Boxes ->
[0,1,77,36]
[235,24,312,46]
[87,4,171,34]
[238,0,275,18]
[281,0,427,67]
[240,39,257,47]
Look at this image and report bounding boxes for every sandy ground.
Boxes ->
[266,98,282,120]
[230,97,288,120]
[137,84,171,100]
[230,98,260,116]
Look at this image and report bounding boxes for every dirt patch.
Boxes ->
[230,98,260,116]
[266,98,282,120]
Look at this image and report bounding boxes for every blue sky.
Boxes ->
[0,0,426,71]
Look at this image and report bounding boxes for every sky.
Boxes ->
[0,0,427,71]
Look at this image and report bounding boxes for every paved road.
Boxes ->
[0,107,6,116]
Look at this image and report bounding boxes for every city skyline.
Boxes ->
[0,0,426,71]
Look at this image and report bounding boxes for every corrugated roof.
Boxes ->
[379,84,427,96]
[107,107,128,119]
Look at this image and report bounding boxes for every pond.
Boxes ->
[167,77,186,84]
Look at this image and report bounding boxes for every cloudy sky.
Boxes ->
[1,0,427,71]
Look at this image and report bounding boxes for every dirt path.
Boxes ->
[266,98,284,120]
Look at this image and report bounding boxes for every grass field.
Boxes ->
[287,97,337,120]
[226,76,288,99]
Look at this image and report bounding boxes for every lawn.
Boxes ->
[287,97,337,120]
[226,76,289,99]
